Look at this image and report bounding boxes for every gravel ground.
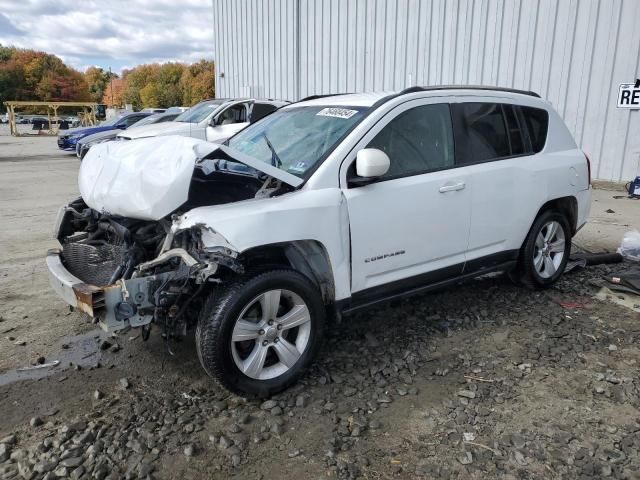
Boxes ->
[1,137,639,479]
[1,263,639,480]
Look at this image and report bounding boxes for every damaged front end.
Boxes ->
[47,136,298,339]
[48,197,243,337]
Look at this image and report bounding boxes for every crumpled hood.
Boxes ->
[79,136,204,220]
[78,135,302,221]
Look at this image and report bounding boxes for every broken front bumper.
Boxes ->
[46,249,103,316]
[46,249,157,332]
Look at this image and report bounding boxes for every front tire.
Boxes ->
[513,210,571,289]
[196,269,325,397]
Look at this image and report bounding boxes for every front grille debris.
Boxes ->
[62,242,126,286]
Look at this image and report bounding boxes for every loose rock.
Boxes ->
[183,444,196,457]
[457,390,476,399]
[29,416,43,427]
[458,451,473,465]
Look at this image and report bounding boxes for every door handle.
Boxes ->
[439,182,466,193]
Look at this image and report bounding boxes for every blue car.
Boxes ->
[57,112,152,151]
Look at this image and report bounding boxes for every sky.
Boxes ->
[0,0,213,74]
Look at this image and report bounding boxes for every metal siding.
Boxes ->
[213,0,640,181]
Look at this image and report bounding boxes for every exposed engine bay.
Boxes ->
[54,137,295,344]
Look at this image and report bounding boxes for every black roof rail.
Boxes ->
[296,93,352,103]
[398,85,541,98]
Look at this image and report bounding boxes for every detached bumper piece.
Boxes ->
[46,249,158,333]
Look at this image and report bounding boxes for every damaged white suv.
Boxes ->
[47,87,592,396]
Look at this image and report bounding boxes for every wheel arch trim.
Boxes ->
[236,240,337,304]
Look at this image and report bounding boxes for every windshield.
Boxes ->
[175,101,224,123]
[133,114,162,127]
[100,115,123,127]
[226,106,368,178]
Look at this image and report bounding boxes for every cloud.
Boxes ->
[0,0,213,73]
[0,13,25,36]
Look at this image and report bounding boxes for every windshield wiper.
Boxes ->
[261,132,282,168]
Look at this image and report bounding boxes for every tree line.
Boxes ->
[0,44,215,113]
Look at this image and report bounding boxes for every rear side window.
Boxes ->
[250,103,278,123]
[502,104,525,156]
[520,106,549,153]
[452,103,510,163]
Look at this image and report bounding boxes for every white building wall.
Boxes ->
[212,0,640,182]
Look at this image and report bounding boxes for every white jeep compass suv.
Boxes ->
[47,86,592,396]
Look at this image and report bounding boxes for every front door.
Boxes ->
[206,102,250,143]
[341,100,472,299]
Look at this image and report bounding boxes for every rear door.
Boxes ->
[340,99,472,299]
[451,100,545,267]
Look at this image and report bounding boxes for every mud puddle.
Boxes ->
[0,329,105,386]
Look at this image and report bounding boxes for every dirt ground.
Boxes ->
[1,134,639,480]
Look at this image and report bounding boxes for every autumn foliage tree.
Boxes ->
[116,61,213,110]
[0,44,90,111]
[84,66,117,104]
[0,43,215,112]
[102,77,125,108]
[180,60,215,106]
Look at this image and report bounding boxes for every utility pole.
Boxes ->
[109,66,114,107]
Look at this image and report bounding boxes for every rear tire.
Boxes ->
[196,269,325,397]
[512,210,571,289]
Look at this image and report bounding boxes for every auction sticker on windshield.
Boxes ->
[316,108,359,119]
[617,80,640,108]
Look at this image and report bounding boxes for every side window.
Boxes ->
[453,103,510,164]
[520,106,549,153]
[250,103,278,123]
[218,104,248,125]
[365,103,455,179]
[502,104,525,155]
[123,115,143,127]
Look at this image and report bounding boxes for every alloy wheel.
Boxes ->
[230,289,311,380]
[533,220,566,279]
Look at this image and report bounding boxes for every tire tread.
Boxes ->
[195,269,324,397]
[513,210,571,289]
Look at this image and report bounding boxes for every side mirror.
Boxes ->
[356,148,390,178]
[209,116,220,127]
[115,123,126,129]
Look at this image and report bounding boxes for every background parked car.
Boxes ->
[75,111,180,159]
[116,98,288,144]
[165,106,189,114]
[57,112,152,151]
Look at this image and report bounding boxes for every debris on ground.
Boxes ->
[1,262,639,479]
[16,360,60,371]
[617,230,640,261]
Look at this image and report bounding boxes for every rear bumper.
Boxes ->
[575,186,592,231]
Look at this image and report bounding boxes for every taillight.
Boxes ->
[584,151,592,186]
